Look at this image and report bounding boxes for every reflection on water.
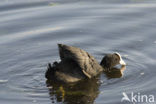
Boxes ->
[46,66,125,104]
[0,0,156,104]
[46,78,100,104]
[105,65,126,78]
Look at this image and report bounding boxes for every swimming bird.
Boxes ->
[45,44,126,83]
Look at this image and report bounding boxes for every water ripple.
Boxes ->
[0,0,156,104]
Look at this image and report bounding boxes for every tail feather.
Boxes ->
[45,63,56,80]
[48,63,52,69]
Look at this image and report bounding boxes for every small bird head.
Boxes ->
[100,52,126,70]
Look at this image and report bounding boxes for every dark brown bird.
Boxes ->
[45,44,126,83]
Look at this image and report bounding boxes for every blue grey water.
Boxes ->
[0,0,156,104]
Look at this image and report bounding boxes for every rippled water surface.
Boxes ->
[0,0,156,104]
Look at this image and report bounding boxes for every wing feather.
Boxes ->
[58,44,103,77]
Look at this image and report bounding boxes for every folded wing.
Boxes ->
[58,44,103,78]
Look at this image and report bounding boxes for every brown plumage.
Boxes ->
[45,44,126,83]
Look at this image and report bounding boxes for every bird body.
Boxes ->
[45,44,126,83]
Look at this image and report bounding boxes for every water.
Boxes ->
[0,0,156,104]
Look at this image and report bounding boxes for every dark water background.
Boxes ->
[0,0,156,104]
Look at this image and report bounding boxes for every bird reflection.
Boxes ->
[105,65,126,79]
[46,77,100,104]
[46,66,126,104]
